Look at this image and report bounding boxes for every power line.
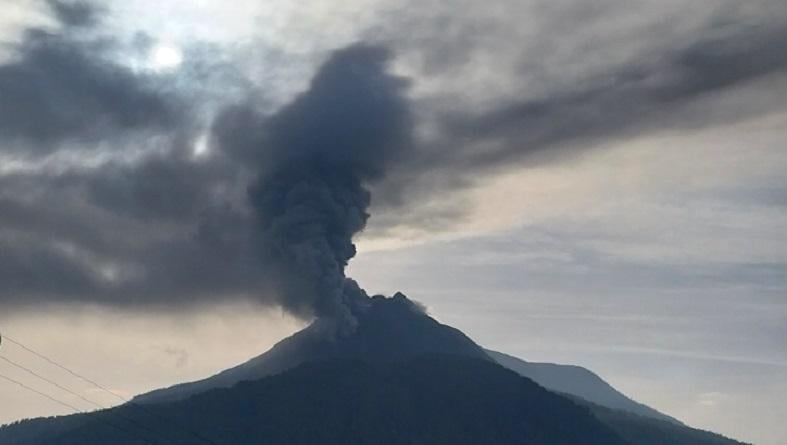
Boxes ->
[0,371,97,445]
[0,370,83,413]
[0,332,223,445]
[0,354,180,445]
[0,355,106,410]
[0,369,157,445]
[1,334,127,403]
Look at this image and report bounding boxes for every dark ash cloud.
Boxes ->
[0,0,785,324]
[0,39,415,328]
[220,45,412,328]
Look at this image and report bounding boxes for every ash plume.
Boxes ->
[223,45,412,330]
[2,0,786,326]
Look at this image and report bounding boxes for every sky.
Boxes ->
[0,1,785,444]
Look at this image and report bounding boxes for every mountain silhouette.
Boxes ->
[0,357,629,445]
[486,350,680,424]
[134,293,675,425]
[134,293,490,404]
[0,356,750,445]
[0,294,752,445]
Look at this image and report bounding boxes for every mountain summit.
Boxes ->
[135,293,489,404]
[0,293,751,445]
[135,292,674,427]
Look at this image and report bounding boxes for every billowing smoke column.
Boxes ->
[247,45,411,333]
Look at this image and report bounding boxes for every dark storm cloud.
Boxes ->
[0,1,252,309]
[0,179,287,313]
[46,0,100,28]
[0,165,267,309]
[0,0,259,309]
[356,18,787,232]
[0,240,98,304]
[1,0,785,318]
[86,154,221,222]
[0,2,180,155]
[0,41,413,321]
[413,23,787,176]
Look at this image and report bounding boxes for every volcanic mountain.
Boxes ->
[134,292,491,404]
[134,292,673,424]
[486,350,680,424]
[0,293,751,445]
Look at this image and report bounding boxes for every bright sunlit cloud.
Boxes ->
[148,43,183,71]
[192,133,211,159]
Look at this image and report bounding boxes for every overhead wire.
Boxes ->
[0,332,223,445]
[1,354,113,410]
[0,368,158,445]
[0,354,180,445]
[2,334,126,402]
[0,370,84,413]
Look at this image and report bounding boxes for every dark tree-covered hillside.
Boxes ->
[0,356,752,445]
[2,357,625,445]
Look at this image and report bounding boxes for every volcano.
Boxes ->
[134,293,490,405]
[0,294,751,445]
[132,293,675,425]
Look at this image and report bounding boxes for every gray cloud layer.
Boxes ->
[46,0,99,28]
[0,0,785,316]
[371,14,787,212]
[0,12,180,154]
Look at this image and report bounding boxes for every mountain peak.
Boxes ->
[135,293,490,404]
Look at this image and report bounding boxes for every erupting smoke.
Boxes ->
[7,0,783,325]
[244,45,412,332]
